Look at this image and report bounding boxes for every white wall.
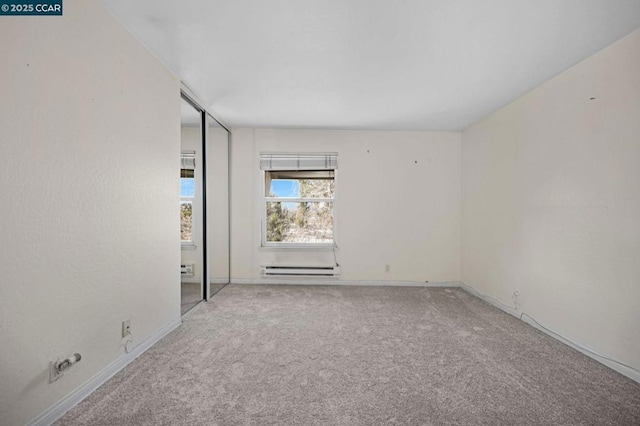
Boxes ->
[231,129,461,283]
[462,29,640,372]
[0,1,181,424]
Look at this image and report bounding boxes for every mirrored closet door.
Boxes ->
[180,96,205,314]
[206,114,230,296]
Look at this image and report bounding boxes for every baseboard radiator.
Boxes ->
[180,264,194,277]
[261,265,340,278]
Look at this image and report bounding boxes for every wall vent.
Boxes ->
[261,265,340,277]
[180,264,194,277]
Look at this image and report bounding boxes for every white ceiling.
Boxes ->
[102,0,640,130]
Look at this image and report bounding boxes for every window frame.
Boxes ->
[260,156,337,249]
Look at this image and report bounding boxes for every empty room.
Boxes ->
[1,0,639,425]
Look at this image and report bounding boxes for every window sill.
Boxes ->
[181,243,197,250]
[259,244,337,252]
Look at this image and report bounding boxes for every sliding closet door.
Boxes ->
[180,96,205,314]
[206,114,230,296]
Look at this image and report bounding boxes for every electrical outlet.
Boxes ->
[385,264,391,273]
[122,320,131,338]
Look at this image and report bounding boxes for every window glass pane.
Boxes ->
[269,179,299,198]
[269,178,334,199]
[300,179,334,198]
[266,201,333,243]
[180,201,192,241]
[181,178,195,197]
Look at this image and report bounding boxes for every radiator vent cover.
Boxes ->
[261,265,340,277]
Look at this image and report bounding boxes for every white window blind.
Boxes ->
[181,150,196,170]
[260,153,337,171]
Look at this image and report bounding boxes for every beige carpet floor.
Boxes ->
[58,285,640,425]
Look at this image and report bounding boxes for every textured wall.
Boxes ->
[462,29,640,372]
[0,1,180,424]
[230,129,461,283]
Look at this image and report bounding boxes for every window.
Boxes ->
[261,153,337,247]
[181,151,196,247]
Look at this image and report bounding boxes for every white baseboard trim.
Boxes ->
[519,315,640,383]
[210,278,230,284]
[458,282,640,384]
[27,317,182,426]
[458,282,520,317]
[231,277,461,287]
